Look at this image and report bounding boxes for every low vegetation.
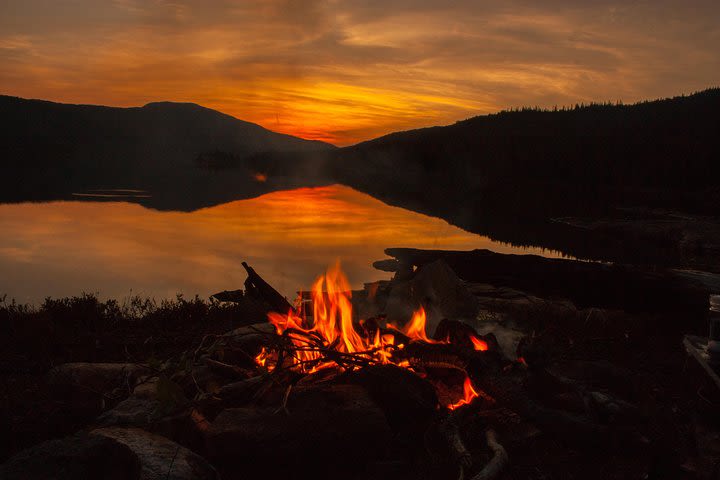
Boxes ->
[0,293,264,367]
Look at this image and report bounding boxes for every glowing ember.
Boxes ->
[470,334,489,351]
[260,263,487,409]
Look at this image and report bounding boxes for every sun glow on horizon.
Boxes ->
[0,1,717,145]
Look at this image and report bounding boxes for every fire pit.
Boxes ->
[194,262,647,479]
[4,255,693,480]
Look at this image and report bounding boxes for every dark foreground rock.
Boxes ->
[92,427,217,480]
[0,431,141,480]
[0,426,217,480]
[45,362,154,420]
[205,383,392,478]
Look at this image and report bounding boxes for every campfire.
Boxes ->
[2,250,707,480]
[255,262,488,410]
[1,255,682,480]
[195,261,526,479]
[200,260,648,479]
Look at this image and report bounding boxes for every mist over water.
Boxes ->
[0,185,568,304]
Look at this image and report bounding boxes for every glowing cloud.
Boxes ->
[0,0,718,145]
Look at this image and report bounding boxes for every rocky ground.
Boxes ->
[1,254,719,479]
[554,208,720,274]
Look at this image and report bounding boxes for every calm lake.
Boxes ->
[0,184,569,304]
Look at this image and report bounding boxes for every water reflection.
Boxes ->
[0,185,568,304]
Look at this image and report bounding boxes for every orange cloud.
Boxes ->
[0,1,718,145]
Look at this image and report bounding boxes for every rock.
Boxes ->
[94,369,213,451]
[473,318,525,360]
[344,365,439,434]
[48,363,153,393]
[92,427,217,480]
[381,247,710,317]
[205,322,274,367]
[97,396,162,426]
[205,383,392,477]
[171,364,234,400]
[95,393,207,452]
[215,375,266,407]
[372,258,405,273]
[97,373,189,423]
[44,362,154,424]
[132,376,160,399]
[384,259,480,330]
[0,431,141,480]
[466,283,546,308]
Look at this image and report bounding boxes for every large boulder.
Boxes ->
[384,259,480,330]
[47,363,153,393]
[96,396,162,426]
[205,383,392,478]
[95,391,207,452]
[46,362,154,420]
[91,427,217,480]
[344,365,439,434]
[204,322,274,367]
[0,431,140,480]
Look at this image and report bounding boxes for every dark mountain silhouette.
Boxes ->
[335,88,720,220]
[332,88,720,269]
[0,95,335,208]
[2,89,720,268]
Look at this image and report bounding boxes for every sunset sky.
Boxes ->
[1,1,718,145]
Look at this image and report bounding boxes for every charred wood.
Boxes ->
[471,429,508,480]
[241,261,294,313]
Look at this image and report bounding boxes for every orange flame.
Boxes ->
[470,335,489,351]
[402,307,442,343]
[255,347,271,370]
[386,306,445,344]
[260,262,480,409]
[448,376,479,410]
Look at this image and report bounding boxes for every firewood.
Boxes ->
[210,289,244,302]
[464,351,646,448]
[526,367,642,424]
[203,358,254,380]
[471,429,508,480]
[437,413,472,469]
[241,261,294,313]
[216,376,267,406]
